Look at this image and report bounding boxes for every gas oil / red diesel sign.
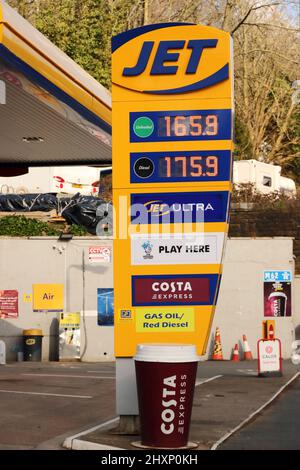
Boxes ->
[112,23,233,357]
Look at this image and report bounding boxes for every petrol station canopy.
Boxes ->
[0,0,112,172]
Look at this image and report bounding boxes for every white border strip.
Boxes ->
[196,375,223,386]
[72,439,124,451]
[211,371,300,450]
[0,389,92,399]
[22,374,115,379]
[63,417,120,450]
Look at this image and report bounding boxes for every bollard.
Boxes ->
[0,340,6,365]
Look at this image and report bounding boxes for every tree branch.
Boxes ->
[236,49,300,65]
[231,2,289,35]
[243,22,300,31]
[231,5,254,35]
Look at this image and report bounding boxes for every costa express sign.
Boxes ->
[112,23,232,97]
[132,275,218,306]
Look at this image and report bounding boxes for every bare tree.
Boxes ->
[10,0,300,169]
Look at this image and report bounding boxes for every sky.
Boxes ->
[285,0,300,27]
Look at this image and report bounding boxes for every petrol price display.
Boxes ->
[131,150,231,183]
[158,114,218,137]
[130,109,231,142]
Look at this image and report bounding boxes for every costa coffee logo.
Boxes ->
[152,281,192,293]
[161,374,188,436]
[273,299,280,316]
[132,275,212,306]
[161,375,177,435]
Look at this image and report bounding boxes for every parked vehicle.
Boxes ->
[233,160,296,196]
[0,166,101,196]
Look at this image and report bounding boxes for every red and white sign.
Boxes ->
[88,246,111,264]
[0,290,18,319]
[257,339,282,376]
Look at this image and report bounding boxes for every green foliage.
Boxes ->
[0,215,88,237]
[0,216,60,236]
[35,0,112,89]
[68,223,88,236]
[234,116,253,161]
[112,0,144,36]
[8,0,144,89]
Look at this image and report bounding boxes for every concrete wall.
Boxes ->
[229,206,300,274]
[0,237,114,362]
[205,238,295,360]
[0,237,297,362]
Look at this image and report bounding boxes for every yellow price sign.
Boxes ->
[112,23,233,357]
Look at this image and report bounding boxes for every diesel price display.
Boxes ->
[131,151,232,184]
[130,109,231,142]
[159,155,218,177]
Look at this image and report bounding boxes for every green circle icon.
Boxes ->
[133,117,154,138]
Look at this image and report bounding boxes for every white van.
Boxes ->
[233,160,296,196]
[0,166,101,195]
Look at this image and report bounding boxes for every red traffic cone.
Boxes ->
[243,334,253,360]
[231,343,239,362]
[212,327,223,360]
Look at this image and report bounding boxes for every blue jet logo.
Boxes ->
[122,39,229,94]
[123,40,217,76]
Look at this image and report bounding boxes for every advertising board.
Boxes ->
[0,290,18,318]
[264,270,292,317]
[257,339,282,377]
[112,23,233,356]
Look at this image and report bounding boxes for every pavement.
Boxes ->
[77,360,300,450]
[0,360,299,450]
[219,377,300,450]
[0,361,116,450]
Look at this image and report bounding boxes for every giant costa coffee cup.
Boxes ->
[268,292,287,317]
[134,344,199,448]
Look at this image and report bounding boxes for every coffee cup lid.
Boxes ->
[134,343,200,363]
[268,292,287,299]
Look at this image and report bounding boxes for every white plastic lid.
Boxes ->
[134,344,200,363]
[268,292,287,299]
